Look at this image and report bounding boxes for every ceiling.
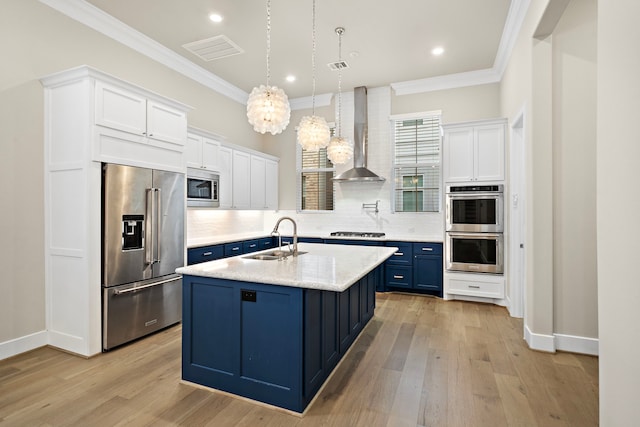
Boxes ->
[84,0,513,100]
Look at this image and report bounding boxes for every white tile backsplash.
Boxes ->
[187,85,444,243]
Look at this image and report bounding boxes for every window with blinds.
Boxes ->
[297,128,336,211]
[392,112,441,212]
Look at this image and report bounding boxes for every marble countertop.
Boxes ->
[176,243,398,292]
[187,231,443,249]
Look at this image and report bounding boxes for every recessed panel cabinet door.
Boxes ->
[443,128,474,182]
[146,100,187,147]
[232,150,251,209]
[95,81,147,136]
[250,155,266,209]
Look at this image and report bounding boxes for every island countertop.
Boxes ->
[176,242,397,293]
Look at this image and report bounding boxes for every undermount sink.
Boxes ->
[244,250,308,261]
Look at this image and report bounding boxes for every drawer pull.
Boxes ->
[468,285,481,289]
[393,275,404,279]
[394,252,404,256]
[202,251,213,256]
[232,247,240,251]
[249,244,257,248]
[422,247,433,251]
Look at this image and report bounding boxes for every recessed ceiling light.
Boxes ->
[209,14,223,23]
[286,75,296,83]
[431,46,445,56]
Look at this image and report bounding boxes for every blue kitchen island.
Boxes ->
[176,243,396,413]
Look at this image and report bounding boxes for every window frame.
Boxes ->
[296,124,336,213]
[389,111,442,214]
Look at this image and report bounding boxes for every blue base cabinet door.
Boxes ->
[413,243,443,297]
[182,277,304,412]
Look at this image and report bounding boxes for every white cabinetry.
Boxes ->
[445,272,505,300]
[213,145,279,210]
[94,81,188,170]
[443,119,506,183]
[40,66,190,357]
[231,150,251,209]
[250,155,278,209]
[218,146,233,209]
[186,129,221,171]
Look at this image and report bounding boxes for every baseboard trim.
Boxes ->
[0,331,48,361]
[524,324,556,352]
[555,333,599,356]
[524,325,599,356]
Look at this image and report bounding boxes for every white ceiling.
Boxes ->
[83,0,514,101]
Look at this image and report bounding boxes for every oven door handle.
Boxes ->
[113,276,180,295]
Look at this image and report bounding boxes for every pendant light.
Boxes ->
[326,27,354,165]
[296,0,330,151]
[246,0,291,135]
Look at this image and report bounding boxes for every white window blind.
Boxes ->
[392,113,441,212]
[297,127,336,211]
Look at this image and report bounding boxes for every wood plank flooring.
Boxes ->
[0,293,599,426]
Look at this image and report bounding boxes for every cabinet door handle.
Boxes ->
[203,252,213,256]
[393,275,404,279]
[468,285,481,289]
[422,247,433,251]
[394,252,404,256]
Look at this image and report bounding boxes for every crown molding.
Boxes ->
[494,0,531,77]
[392,0,530,96]
[391,68,501,96]
[40,0,530,102]
[39,0,249,104]
[289,92,333,111]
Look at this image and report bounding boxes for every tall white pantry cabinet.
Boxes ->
[41,66,190,357]
[441,118,507,304]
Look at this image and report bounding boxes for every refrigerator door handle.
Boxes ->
[155,188,162,265]
[113,276,180,295]
[145,188,155,266]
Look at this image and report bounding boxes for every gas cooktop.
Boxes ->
[330,231,386,238]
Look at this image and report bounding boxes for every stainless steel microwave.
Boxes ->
[186,168,219,208]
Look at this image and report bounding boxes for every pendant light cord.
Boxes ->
[311,0,317,115]
[266,0,271,87]
[336,28,344,137]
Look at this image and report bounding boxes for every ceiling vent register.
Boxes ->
[182,35,244,61]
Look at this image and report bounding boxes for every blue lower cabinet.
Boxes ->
[259,237,274,250]
[223,242,243,257]
[242,239,260,253]
[182,269,378,413]
[384,241,443,296]
[385,265,412,289]
[187,245,224,265]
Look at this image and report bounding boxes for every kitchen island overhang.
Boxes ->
[176,243,397,413]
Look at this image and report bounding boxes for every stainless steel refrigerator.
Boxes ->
[102,163,185,350]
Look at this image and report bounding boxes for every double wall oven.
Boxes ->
[445,185,504,274]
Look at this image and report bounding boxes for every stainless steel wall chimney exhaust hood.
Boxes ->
[333,86,385,182]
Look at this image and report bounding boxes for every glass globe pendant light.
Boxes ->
[327,27,354,165]
[247,0,291,135]
[296,0,330,151]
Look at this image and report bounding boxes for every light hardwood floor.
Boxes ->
[0,293,598,426]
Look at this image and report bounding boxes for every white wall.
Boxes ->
[551,0,597,340]
[0,0,262,352]
[597,0,640,424]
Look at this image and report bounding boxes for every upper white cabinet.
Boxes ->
[218,146,233,209]
[95,81,187,149]
[232,150,251,209]
[250,155,279,210]
[442,119,506,183]
[186,130,221,171]
[212,145,279,210]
